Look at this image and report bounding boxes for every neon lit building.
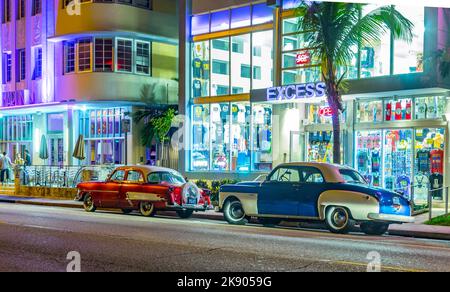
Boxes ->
[0,0,178,165]
[179,0,450,204]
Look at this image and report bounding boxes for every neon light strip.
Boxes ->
[317,0,450,8]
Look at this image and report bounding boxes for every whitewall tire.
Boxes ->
[223,200,248,225]
[325,206,353,234]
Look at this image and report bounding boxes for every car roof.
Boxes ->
[114,165,181,177]
[274,162,353,183]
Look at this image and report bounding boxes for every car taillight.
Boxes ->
[169,186,183,205]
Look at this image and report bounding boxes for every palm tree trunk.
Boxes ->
[331,108,341,164]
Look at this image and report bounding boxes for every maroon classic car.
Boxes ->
[75,166,212,218]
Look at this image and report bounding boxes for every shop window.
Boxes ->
[192,41,210,98]
[211,10,230,32]
[282,0,299,11]
[282,17,299,34]
[252,30,273,90]
[383,129,413,198]
[356,101,383,123]
[306,131,335,163]
[253,66,262,80]
[253,46,261,57]
[191,14,210,36]
[231,5,251,29]
[252,3,273,25]
[231,103,251,172]
[415,96,446,120]
[212,60,229,75]
[191,104,210,171]
[252,104,273,171]
[282,32,313,52]
[393,6,424,74]
[355,131,383,187]
[384,98,412,121]
[360,5,391,78]
[414,128,445,202]
[211,103,231,171]
[231,34,251,94]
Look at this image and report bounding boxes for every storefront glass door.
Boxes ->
[383,129,414,198]
[355,130,382,187]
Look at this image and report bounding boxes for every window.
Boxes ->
[2,53,12,83]
[78,39,92,72]
[232,37,244,54]
[231,5,251,29]
[252,3,273,25]
[18,49,26,81]
[299,167,325,183]
[192,41,210,98]
[253,66,261,80]
[2,0,10,23]
[252,104,273,171]
[252,30,273,89]
[135,41,150,74]
[269,167,300,182]
[211,103,230,171]
[212,60,229,75]
[17,0,25,19]
[116,39,132,72]
[110,170,125,181]
[160,172,185,184]
[253,46,261,57]
[216,86,229,96]
[232,87,244,94]
[64,41,76,74]
[94,38,113,72]
[393,6,424,74]
[339,169,367,185]
[231,102,251,171]
[356,101,383,123]
[191,104,210,171]
[147,173,161,184]
[31,0,41,16]
[212,39,229,51]
[32,47,42,80]
[126,170,144,183]
[191,14,210,36]
[210,10,230,32]
[240,64,251,78]
[134,0,150,9]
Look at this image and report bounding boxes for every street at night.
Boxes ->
[0,203,449,272]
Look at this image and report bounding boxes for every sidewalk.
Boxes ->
[0,194,449,241]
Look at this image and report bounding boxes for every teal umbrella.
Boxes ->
[39,135,49,160]
[72,135,86,161]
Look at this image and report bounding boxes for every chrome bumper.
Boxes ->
[368,213,415,223]
[169,203,214,211]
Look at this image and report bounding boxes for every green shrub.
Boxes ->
[195,179,210,190]
[209,179,240,203]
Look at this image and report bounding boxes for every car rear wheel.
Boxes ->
[325,206,353,234]
[121,209,133,215]
[360,222,389,236]
[139,202,156,217]
[176,210,194,219]
[224,200,248,225]
[83,194,96,213]
[258,217,282,227]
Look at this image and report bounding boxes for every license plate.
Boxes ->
[187,197,197,205]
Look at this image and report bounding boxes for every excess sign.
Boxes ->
[266,82,326,102]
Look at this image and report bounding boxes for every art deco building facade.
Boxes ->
[0,0,178,166]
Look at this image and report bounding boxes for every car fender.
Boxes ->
[126,192,167,202]
[219,192,258,216]
[317,190,379,221]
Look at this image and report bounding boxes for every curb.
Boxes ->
[388,229,450,241]
[0,197,82,209]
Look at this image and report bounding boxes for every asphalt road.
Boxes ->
[0,203,449,272]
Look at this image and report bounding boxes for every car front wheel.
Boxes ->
[176,210,194,219]
[224,200,248,225]
[83,194,96,213]
[139,202,156,217]
[325,206,353,234]
[360,222,389,236]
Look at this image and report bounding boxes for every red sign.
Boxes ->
[296,51,311,65]
[319,107,333,117]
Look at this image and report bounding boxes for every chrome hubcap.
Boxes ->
[142,203,152,213]
[85,196,93,208]
[230,203,244,220]
[332,209,348,228]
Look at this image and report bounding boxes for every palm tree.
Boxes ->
[296,1,414,164]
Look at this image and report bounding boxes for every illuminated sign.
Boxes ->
[296,51,311,65]
[266,82,326,102]
[319,107,333,117]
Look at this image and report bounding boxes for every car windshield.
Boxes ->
[339,169,368,185]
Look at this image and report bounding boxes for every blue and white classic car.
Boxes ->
[218,163,414,235]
